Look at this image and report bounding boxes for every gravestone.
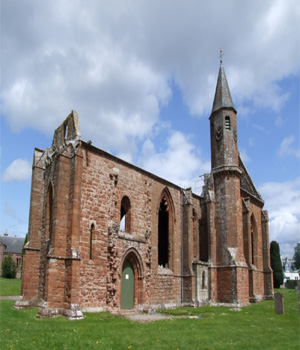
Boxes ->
[274,292,284,314]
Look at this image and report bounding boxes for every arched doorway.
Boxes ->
[120,249,144,310]
[121,260,134,309]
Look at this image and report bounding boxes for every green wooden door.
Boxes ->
[121,260,134,309]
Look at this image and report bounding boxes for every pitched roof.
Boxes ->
[211,64,235,114]
[0,236,25,254]
[239,156,264,204]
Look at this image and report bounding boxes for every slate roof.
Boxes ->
[212,64,235,114]
[239,156,264,203]
[0,236,25,254]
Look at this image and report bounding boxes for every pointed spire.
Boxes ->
[211,52,235,114]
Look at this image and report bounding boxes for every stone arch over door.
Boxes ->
[157,187,175,270]
[120,248,144,310]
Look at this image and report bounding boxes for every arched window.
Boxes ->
[158,198,169,267]
[46,183,54,242]
[250,215,257,265]
[90,223,95,260]
[225,116,231,130]
[251,232,254,265]
[120,196,131,233]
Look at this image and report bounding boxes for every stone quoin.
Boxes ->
[16,62,274,319]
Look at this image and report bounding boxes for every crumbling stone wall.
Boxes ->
[78,142,185,312]
[16,148,45,308]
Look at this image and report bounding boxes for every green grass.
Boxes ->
[0,289,299,350]
[0,277,21,296]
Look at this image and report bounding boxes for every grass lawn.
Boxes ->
[0,289,299,350]
[0,277,21,296]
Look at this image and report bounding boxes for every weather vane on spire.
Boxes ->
[220,48,223,65]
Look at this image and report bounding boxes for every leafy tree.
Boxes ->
[1,254,17,278]
[270,241,284,288]
[293,243,300,270]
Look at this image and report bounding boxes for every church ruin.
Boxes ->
[16,63,273,319]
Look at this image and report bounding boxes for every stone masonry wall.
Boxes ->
[20,149,45,303]
[78,143,184,311]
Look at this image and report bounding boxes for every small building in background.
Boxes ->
[0,232,25,278]
[282,256,299,283]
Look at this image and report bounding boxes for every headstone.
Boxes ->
[274,292,284,314]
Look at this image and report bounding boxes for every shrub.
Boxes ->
[285,280,298,289]
[270,241,284,288]
[1,254,17,278]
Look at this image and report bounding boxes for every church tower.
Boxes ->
[209,56,249,305]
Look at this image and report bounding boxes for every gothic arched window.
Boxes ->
[120,196,131,233]
[46,183,54,242]
[158,189,174,270]
[250,215,257,266]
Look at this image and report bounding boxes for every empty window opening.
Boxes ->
[90,223,95,260]
[158,199,169,268]
[64,123,69,141]
[199,221,209,262]
[250,215,257,265]
[120,196,131,232]
[120,215,125,232]
[251,232,254,265]
[225,116,231,130]
[46,184,53,242]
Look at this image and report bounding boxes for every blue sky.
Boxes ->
[0,0,299,257]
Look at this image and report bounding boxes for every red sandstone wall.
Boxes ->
[21,249,40,301]
[241,194,267,300]
[236,267,250,303]
[78,145,184,310]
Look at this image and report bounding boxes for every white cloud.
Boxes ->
[278,135,300,158]
[1,0,299,156]
[239,148,252,163]
[259,178,300,257]
[140,131,210,191]
[2,159,32,182]
[275,115,286,127]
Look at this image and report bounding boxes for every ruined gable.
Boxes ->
[51,110,81,152]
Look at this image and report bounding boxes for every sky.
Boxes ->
[0,0,299,258]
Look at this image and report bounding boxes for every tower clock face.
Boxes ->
[215,126,223,141]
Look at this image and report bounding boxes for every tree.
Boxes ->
[293,243,300,270]
[270,241,284,288]
[1,254,17,278]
